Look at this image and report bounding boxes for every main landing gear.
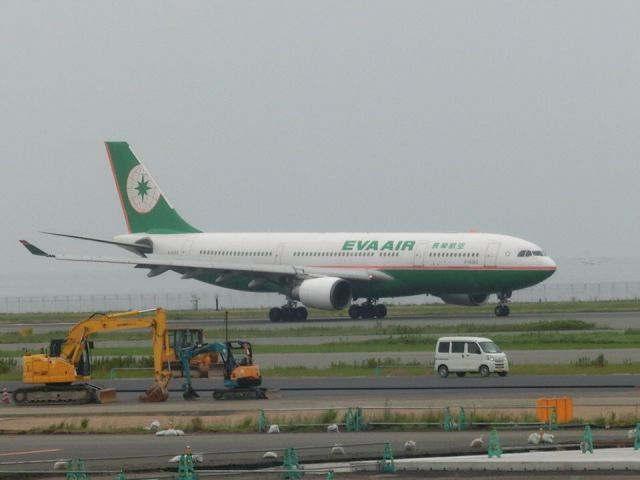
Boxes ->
[494,291,511,317]
[269,301,308,322]
[348,299,388,319]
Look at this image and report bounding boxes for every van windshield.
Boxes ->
[479,342,501,353]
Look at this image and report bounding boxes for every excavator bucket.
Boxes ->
[95,388,118,404]
[139,383,169,402]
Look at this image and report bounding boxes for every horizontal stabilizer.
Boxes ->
[19,240,55,257]
[42,231,151,256]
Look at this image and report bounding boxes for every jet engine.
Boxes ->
[292,277,352,310]
[438,293,490,306]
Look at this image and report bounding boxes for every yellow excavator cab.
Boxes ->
[164,328,221,378]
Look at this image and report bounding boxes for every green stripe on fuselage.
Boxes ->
[194,268,554,298]
[365,268,555,297]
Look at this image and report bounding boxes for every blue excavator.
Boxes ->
[179,340,268,400]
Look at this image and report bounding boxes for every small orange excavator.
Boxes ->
[13,308,172,405]
[180,340,266,400]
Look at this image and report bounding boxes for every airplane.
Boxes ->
[21,142,557,321]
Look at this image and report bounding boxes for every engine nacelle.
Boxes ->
[292,277,352,310]
[438,293,490,306]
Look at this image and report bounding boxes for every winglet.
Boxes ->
[19,240,55,258]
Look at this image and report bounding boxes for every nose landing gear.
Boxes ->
[494,292,511,317]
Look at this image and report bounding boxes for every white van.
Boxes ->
[434,336,509,378]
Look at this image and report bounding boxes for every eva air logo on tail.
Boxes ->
[126,165,160,213]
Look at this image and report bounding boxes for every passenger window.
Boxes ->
[438,341,450,353]
[467,342,481,354]
[452,342,465,353]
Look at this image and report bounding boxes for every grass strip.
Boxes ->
[265,361,640,377]
[0,319,599,344]
[2,355,640,380]
[4,329,640,357]
[19,405,640,435]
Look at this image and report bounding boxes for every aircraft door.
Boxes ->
[181,239,194,256]
[413,242,429,267]
[484,241,500,267]
[274,244,285,265]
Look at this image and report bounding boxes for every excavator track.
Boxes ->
[11,384,115,406]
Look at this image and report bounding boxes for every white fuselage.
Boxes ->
[116,231,556,298]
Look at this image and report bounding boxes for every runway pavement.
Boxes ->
[1,429,638,478]
[3,374,640,405]
[2,310,640,332]
[253,310,640,330]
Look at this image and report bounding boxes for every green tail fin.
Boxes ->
[105,142,201,234]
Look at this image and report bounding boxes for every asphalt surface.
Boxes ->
[1,429,637,476]
[4,374,640,402]
[2,310,640,332]
[6,346,640,367]
[226,310,640,329]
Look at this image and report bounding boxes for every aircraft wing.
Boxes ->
[19,240,390,283]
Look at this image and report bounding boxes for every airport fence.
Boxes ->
[1,281,640,314]
[513,281,640,303]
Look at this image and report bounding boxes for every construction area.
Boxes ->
[3,308,640,478]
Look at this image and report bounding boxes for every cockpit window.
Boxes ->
[518,249,545,257]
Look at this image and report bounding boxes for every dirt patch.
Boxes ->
[0,412,258,433]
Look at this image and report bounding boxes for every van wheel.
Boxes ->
[437,365,449,378]
[479,365,490,377]
[497,371,507,377]
[456,372,466,378]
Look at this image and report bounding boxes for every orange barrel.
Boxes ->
[556,396,573,423]
[536,397,551,422]
[537,397,573,423]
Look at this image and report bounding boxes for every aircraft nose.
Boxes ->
[545,256,557,275]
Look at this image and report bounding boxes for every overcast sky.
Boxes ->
[2,1,640,299]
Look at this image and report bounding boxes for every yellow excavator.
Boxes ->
[13,308,172,405]
[165,327,220,378]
